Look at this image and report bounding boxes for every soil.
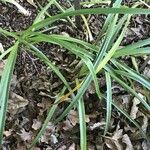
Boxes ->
[0,0,150,149]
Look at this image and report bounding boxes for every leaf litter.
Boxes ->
[0,0,150,149]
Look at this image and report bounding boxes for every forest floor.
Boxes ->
[0,0,150,149]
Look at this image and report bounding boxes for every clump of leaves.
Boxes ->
[0,0,150,149]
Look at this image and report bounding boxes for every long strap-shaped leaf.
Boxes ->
[55,14,131,123]
[105,65,150,111]
[0,42,19,147]
[29,87,66,149]
[28,35,101,99]
[114,47,150,58]
[0,27,18,39]
[104,72,112,135]
[112,60,150,90]
[25,43,72,91]
[0,47,12,62]
[25,7,150,32]
[78,97,87,150]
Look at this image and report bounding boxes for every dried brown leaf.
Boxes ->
[67,110,78,126]
[105,123,123,150]
[32,119,42,130]
[68,143,75,150]
[0,43,4,53]
[122,134,134,150]
[8,92,28,115]
[63,120,73,131]
[18,128,32,141]
[130,93,144,119]
[0,60,6,76]
[137,112,148,132]
[4,129,12,137]
[57,145,67,150]
[50,134,58,144]
[142,141,149,150]
[89,122,105,130]
[41,122,56,143]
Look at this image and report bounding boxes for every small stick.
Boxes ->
[74,0,81,29]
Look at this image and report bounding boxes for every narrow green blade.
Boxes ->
[0,42,19,147]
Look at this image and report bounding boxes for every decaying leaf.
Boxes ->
[67,110,78,126]
[8,92,28,115]
[57,145,67,150]
[50,134,58,144]
[89,121,105,131]
[66,109,89,127]
[143,56,150,64]
[63,119,73,131]
[122,134,134,150]
[105,123,123,150]
[4,129,12,137]
[112,129,123,150]
[18,128,32,141]
[41,122,56,143]
[68,143,75,150]
[0,43,4,53]
[143,67,150,78]
[142,141,149,150]
[130,93,145,119]
[32,119,42,130]
[137,111,148,132]
[0,59,6,76]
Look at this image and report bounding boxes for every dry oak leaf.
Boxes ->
[0,43,4,53]
[67,110,78,126]
[67,109,90,127]
[0,60,6,76]
[130,93,145,119]
[32,119,42,130]
[105,123,123,150]
[122,134,134,150]
[18,128,32,141]
[68,143,75,150]
[8,92,28,115]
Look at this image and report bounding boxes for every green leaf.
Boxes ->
[96,14,131,73]
[0,42,19,147]
[25,7,150,32]
[29,87,66,149]
[114,47,150,58]
[25,43,72,91]
[104,71,112,135]
[0,47,12,61]
[105,65,150,111]
[112,60,150,90]
[78,97,87,150]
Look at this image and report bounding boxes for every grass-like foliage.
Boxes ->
[0,0,150,149]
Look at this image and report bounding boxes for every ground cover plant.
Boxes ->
[0,0,150,149]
